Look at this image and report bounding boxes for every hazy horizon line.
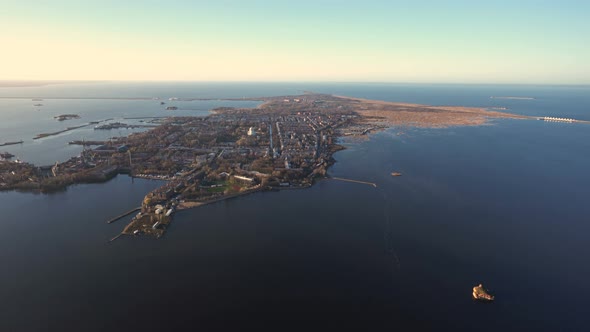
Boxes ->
[1,79,589,88]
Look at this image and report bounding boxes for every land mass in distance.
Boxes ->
[0,93,526,239]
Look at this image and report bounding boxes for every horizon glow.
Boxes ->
[1,0,589,84]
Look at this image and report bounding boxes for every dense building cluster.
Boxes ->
[125,95,364,205]
[114,94,377,236]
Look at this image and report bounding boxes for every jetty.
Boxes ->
[331,177,377,188]
[109,234,123,242]
[33,124,89,139]
[106,207,141,224]
[0,140,24,147]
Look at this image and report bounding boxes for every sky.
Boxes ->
[1,0,589,83]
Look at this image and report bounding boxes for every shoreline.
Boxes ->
[1,93,531,239]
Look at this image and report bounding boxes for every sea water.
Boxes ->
[0,82,589,331]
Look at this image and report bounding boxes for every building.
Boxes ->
[233,175,254,184]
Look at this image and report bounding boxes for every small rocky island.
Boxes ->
[94,122,157,130]
[0,93,525,239]
[473,284,495,301]
[54,114,81,121]
[94,122,132,130]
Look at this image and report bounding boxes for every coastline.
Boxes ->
[1,93,527,239]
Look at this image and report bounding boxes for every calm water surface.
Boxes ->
[0,83,589,331]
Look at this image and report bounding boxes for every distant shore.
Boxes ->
[0,96,265,101]
[490,96,535,100]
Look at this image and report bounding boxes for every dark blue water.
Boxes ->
[0,83,589,331]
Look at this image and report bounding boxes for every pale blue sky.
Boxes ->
[1,0,589,83]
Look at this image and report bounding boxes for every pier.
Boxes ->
[331,177,377,188]
[106,207,141,224]
[109,234,123,242]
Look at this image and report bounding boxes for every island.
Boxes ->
[93,122,159,130]
[54,114,81,121]
[0,93,526,239]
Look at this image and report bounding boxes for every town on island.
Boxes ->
[0,93,526,239]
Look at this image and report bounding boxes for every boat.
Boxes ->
[33,104,43,107]
[166,106,178,110]
[391,172,402,177]
[472,284,494,301]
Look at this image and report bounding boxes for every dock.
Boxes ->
[106,207,141,224]
[331,177,377,188]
